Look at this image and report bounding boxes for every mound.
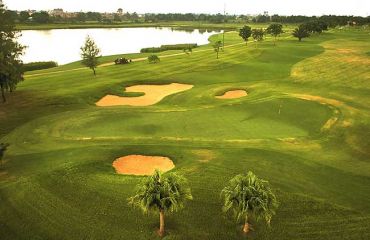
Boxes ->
[96,83,193,107]
[216,90,248,99]
[113,155,175,176]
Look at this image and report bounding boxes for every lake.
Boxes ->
[18,27,220,65]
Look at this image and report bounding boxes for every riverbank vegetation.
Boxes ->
[22,61,58,72]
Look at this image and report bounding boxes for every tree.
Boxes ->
[19,11,30,23]
[266,23,283,45]
[148,54,160,63]
[292,25,310,41]
[32,11,50,24]
[0,143,9,166]
[183,47,192,55]
[221,171,278,234]
[80,36,101,75]
[251,29,265,47]
[129,170,192,237]
[0,2,25,103]
[213,40,222,59]
[239,25,252,45]
[76,12,86,22]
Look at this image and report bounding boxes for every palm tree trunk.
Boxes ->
[243,217,250,233]
[93,68,96,76]
[1,85,6,103]
[159,210,165,237]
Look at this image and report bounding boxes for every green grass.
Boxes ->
[1,27,370,240]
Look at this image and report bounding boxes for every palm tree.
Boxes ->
[213,40,222,59]
[0,143,9,166]
[221,171,278,234]
[292,25,310,41]
[128,170,193,237]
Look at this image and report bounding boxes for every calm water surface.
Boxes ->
[18,28,219,64]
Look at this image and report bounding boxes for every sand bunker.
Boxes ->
[96,83,193,107]
[113,155,175,176]
[216,90,248,99]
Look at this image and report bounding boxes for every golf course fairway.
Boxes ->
[1,28,370,240]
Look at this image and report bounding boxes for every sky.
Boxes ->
[3,0,370,16]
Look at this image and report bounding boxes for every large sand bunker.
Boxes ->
[216,90,248,99]
[96,83,193,107]
[113,155,175,176]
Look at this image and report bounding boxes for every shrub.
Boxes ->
[148,55,160,64]
[141,43,197,53]
[22,61,58,72]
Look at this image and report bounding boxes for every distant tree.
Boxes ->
[213,40,222,59]
[251,29,265,47]
[19,11,30,23]
[183,46,193,55]
[86,12,102,22]
[317,21,329,32]
[266,23,283,45]
[76,12,86,22]
[113,13,122,22]
[0,2,25,103]
[5,10,18,22]
[32,11,50,24]
[129,170,193,237]
[221,171,279,234]
[80,36,101,75]
[148,54,160,63]
[292,25,310,41]
[239,25,252,46]
[0,143,9,166]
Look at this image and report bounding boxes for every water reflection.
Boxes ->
[18,27,218,65]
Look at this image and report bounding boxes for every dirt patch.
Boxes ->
[113,155,175,176]
[96,83,193,107]
[216,90,248,99]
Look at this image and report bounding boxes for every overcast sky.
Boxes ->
[3,0,370,16]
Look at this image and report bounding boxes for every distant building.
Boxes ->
[27,9,36,15]
[102,12,115,20]
[50,8,64,17]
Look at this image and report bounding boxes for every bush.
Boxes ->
[141,43,197,53]
[22,61,58,72]
[148,55,160,64]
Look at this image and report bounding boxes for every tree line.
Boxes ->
[5,10,140,24]
[6,9,369,26]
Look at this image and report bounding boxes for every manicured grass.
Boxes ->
[1,27,370,240]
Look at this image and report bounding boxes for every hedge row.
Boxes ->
[140,43,198,53]
[22,61,58,72]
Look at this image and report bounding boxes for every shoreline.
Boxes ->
[16,22,241,31]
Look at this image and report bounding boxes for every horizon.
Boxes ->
[3,0,370,17]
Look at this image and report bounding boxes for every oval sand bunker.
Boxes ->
[216,90,248,99]
[96,83,193,107]
[113,155,175,176]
